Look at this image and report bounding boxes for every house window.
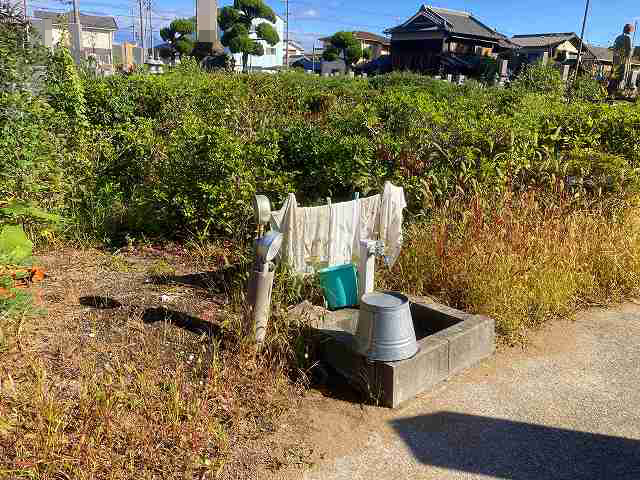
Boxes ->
[266,47,276,55]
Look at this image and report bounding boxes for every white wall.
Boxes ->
[231,15,285,70]
[51,27,112,50]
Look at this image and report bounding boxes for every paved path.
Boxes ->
[298,305,640,480]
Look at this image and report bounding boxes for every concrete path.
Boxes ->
[298,305,640,480]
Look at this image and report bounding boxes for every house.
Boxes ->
[384,5,507,73]
[284,39,305,58]
[230,14,285,71]
[33,10,117,66]
[510,32,588,63]
[583,44,640,76]
[290,53,323,73]
[319,31,391,62]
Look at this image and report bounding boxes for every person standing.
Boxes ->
[611,23,634,91]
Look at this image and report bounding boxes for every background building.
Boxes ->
[230,14,285,71]
[33,10,117,66]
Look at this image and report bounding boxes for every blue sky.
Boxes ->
[29,0,640,49]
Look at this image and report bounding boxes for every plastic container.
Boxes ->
[318,264,359,310]
[355,291,418,362]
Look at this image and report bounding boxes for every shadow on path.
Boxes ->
[389,411,640,479]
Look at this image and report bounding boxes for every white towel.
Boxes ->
[379,182,406,267]
[269,183,405,273]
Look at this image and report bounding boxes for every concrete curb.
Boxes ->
[313,300,495,408]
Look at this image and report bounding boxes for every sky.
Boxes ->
[27,0,640,50]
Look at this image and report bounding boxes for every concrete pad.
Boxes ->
[293,304,640,480]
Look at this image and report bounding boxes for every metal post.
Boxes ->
[312,39,316,73]
[284,0,289,69]
[574,0,590,80]
[138,0,145,64]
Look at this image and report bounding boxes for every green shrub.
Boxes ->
[512,63,565,96]
[568,75,605,102]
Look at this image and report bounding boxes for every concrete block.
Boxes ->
[310,301,495,408]
[382,335,449,407]
[444,315,495,376]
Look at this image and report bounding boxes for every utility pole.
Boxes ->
[22,0,28,45]
[285,0,289,68]
[71,0,83,64]
[147,0,153,59]
[138,0,145,64]
[574,0,590,79]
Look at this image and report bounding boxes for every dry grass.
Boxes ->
[0,248,309,479]
[381,191,640,342]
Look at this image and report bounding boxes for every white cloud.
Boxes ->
[302,8,318,17]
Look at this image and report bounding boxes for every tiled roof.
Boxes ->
[587,45,613,62]
[385,5,504,41]
[34,10,117,30]
[319,31,390,46]
[511,33,577,48]
[353,31,391,46]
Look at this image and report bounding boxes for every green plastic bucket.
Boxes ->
[318,264,358,310]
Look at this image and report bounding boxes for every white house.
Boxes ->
[33,11,117,66]
[230,14,285,71]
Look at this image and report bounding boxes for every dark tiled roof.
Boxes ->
[511,33,577,48]
[587,45,613,62]
[34,10,117,30]
[319,31,390,46]
[353,31,391,46]
[585,44,640,65]
[385,5,504,41]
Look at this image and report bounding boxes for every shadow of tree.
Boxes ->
[141,307,222,337]
[79,296,123,309]
[147,263,249,295]
[79,296,222,338]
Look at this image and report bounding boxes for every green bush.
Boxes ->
[512,63,565,96]
[3,67,640,245]
[568,75,605,102]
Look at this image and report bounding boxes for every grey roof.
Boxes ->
[34,10,117,30]
[385,5,504,41]
[511,32,577,48]
[587,45,613,62]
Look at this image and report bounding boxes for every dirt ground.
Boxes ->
[1,247,321,478]
[9,246,623,479]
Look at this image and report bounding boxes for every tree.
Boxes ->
[322,31,363,71]
[160,18,195,63]
[362,46,372,61]
[1,1,49,91]
[218,0,280,72]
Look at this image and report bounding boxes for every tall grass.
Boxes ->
[380,191,640,342]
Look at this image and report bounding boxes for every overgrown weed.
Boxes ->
[381,190,640,342]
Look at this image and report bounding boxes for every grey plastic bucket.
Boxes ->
[355,292,418,362]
